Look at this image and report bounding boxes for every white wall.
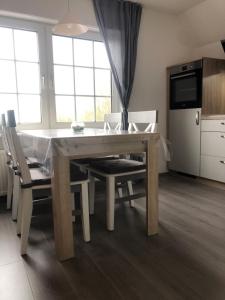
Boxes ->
[0,0,194,173]
[191,41,225,60]
[180,0,225,47]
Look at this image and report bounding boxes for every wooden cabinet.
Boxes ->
[202,58,225,115]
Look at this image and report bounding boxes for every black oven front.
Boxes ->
[169,60,202,110]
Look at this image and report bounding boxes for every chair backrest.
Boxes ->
[128,110,158,133]
[6,110,32,185]
[1,114,10,154]
[104,113,122,130]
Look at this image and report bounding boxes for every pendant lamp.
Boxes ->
[52,0,88,36]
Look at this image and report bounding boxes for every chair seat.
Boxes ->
[90,159,146,175]
[73,156,118,165]
[70,164,88,182]
[30,168,51,186]
[26,157,42,168]
[8,159,41,170]
[22,164,88,188]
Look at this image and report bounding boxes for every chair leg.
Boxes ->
[81,182,91,242]
[17,188,23,235]
[12,174,20,221]
[89,173,95,215]
[118,186,123,198]
[127,180,135,208]
[106,176,115,231]
[71,193,75,223]
[20,188,33,255]
[6,168,13,209]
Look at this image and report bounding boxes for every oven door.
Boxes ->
[170,69,202,109]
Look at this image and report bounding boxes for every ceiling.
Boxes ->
[135,0,206,14]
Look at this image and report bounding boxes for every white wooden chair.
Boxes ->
[72,112,122,215]
[104,113,122,130]
[6,110,91,255]
[1,114,43,220]
[88,110,158,231]
[1,114,14,210]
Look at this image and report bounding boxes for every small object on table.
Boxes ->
[71,122,85,132]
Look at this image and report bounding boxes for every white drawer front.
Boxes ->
[200,155,225,183]
[201,132,225,157]
[201,120,225,132]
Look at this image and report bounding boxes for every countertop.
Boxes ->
[201,115,225,120]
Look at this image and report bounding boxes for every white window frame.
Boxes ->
[49,31,113,129]
[0,16,121,130]
[0,16,49,130]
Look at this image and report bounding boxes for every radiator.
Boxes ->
[0,150,8,196]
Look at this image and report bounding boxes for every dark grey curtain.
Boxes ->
[92,0,142,129]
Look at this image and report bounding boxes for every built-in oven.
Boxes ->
[169,60,202,109]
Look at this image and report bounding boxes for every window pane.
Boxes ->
[0,94,18,120]
[53,36,73,65]
[18,94,41,123]
[0,27,14,59]
[95,69,111,96]
[14,30,39,62]
[96,97,111,121]
[16,62,40,94]
[76,97,94,122]
[75,67,94,95]
[56,95,75,122]
[54,65,74,95]
[0,60,16,93]
[94,42,110,68]
[74,39,93,67]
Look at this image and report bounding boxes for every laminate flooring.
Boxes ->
[0,173,225,300]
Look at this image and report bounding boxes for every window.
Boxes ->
[0,17,115,129]
[52,36,112,123]
[0,26,41,124]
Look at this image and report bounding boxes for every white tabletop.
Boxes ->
[20,128,152,140]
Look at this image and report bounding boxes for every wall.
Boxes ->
[180,0,225,47]
[191,41,225,60]
[0,0,193,173]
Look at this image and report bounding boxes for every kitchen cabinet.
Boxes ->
[202,58,225,115]
[200,118,225,183]
[168,57,225,179]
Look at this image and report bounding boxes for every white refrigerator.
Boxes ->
[168,108,201,176]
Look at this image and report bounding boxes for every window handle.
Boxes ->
[41,76,45,90]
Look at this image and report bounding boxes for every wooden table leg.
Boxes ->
[146,137,159,236]
[52,154,74,261]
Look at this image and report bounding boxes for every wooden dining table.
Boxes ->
[20,128,160,261]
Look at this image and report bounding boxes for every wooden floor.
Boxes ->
[1,173,225,300]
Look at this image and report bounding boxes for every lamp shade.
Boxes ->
[52,12,88,37]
